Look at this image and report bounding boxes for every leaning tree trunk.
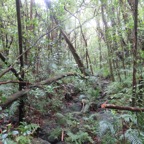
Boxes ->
[44,0,89,76]
[60,29,89,76]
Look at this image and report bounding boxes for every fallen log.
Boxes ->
[0,72,77,109]
[1,89,30,109]
[101,103,144,112]
[36,72,77,86]
[0,81,31,85]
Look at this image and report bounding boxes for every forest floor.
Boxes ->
[0,77,115,144]
[30,77,112,144]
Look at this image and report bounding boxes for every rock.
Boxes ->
[48,135,59,143]
[56,142,67,144]
[96,111,115,123]
[79,94,87,100]
[65,93,73,101]
[31,138,51,144]
[69,103,82,111]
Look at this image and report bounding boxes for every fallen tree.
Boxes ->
[1,89,30,109]
[0,72,77,110]
[32,72,78,86]
[101,103,144,112]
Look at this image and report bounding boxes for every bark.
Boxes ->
[0,89,30,110]
[119,0,133,45]
[0,81,31,85]
[0,66,12,78]
[132,0,138,106]
[101,104,144,112]
[32,72,77,86]
[16,0,25,122]
[0,53,23,81]
[60,29,89,76]
[101,2,115,81]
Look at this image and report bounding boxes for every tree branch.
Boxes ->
[0,81,31,85]
[0,72,78,109]
[101,104,144,112]
[1,89,30,109]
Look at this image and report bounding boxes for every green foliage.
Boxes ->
[87,88,100,99]
[122,129,143,144]
[1,122,39,144]
[120,113,137,125]
[95,112,144,144]
[28,84,63,114]
[8,101,19,116]
[15,135,31,144]
[98,120,115,137]
[106,81,123,94]
[48,127,61,141]
[0,0,144,143]
[18,122,39,135]
[1,138,17,144]
[66,131,94,144]
[30,88,45,99]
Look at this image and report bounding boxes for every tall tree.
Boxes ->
[100,0,115,81]
[131,0,138,106]
[16,0,25,122]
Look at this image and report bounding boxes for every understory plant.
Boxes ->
[0,122,39,144]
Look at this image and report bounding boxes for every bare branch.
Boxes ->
[0,81,31,85]
[101,104,144,112]
[0,72,78,109]
[0,66,12,78]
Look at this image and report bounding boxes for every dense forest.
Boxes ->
[0,0,144,143]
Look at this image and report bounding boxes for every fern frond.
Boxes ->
[98,120,115,137]
[124,129,142,144]
[120,114,137,124]
[66,131,94,143]
[9,101,19,116]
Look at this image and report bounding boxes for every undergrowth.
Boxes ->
[1,75,144,143]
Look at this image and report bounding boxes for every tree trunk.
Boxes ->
[16,0,26,122]
[101,2,115,81]
[60,29,89,76]
[131,0,138,106]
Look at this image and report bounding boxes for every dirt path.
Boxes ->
[32,78,111,144]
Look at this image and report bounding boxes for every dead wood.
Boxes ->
[40,72,77,85]
[1,89,30,109]
[0,81,31,85]
[102,104,144,112]
[0,72,77,109]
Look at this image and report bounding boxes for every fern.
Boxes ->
[106,81,122,94]
[2,138,17,144]
[120,114,137,124]
[66,131,94,144]
[124,129,143,144]
[16,135,31,144]
[98,120,115,137]
[9,101,19,116]
[48,127,61,140]
[18,122,39,135]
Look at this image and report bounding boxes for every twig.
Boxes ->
[61,129,64,141]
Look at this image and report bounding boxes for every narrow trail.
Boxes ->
[32,78,112,144]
